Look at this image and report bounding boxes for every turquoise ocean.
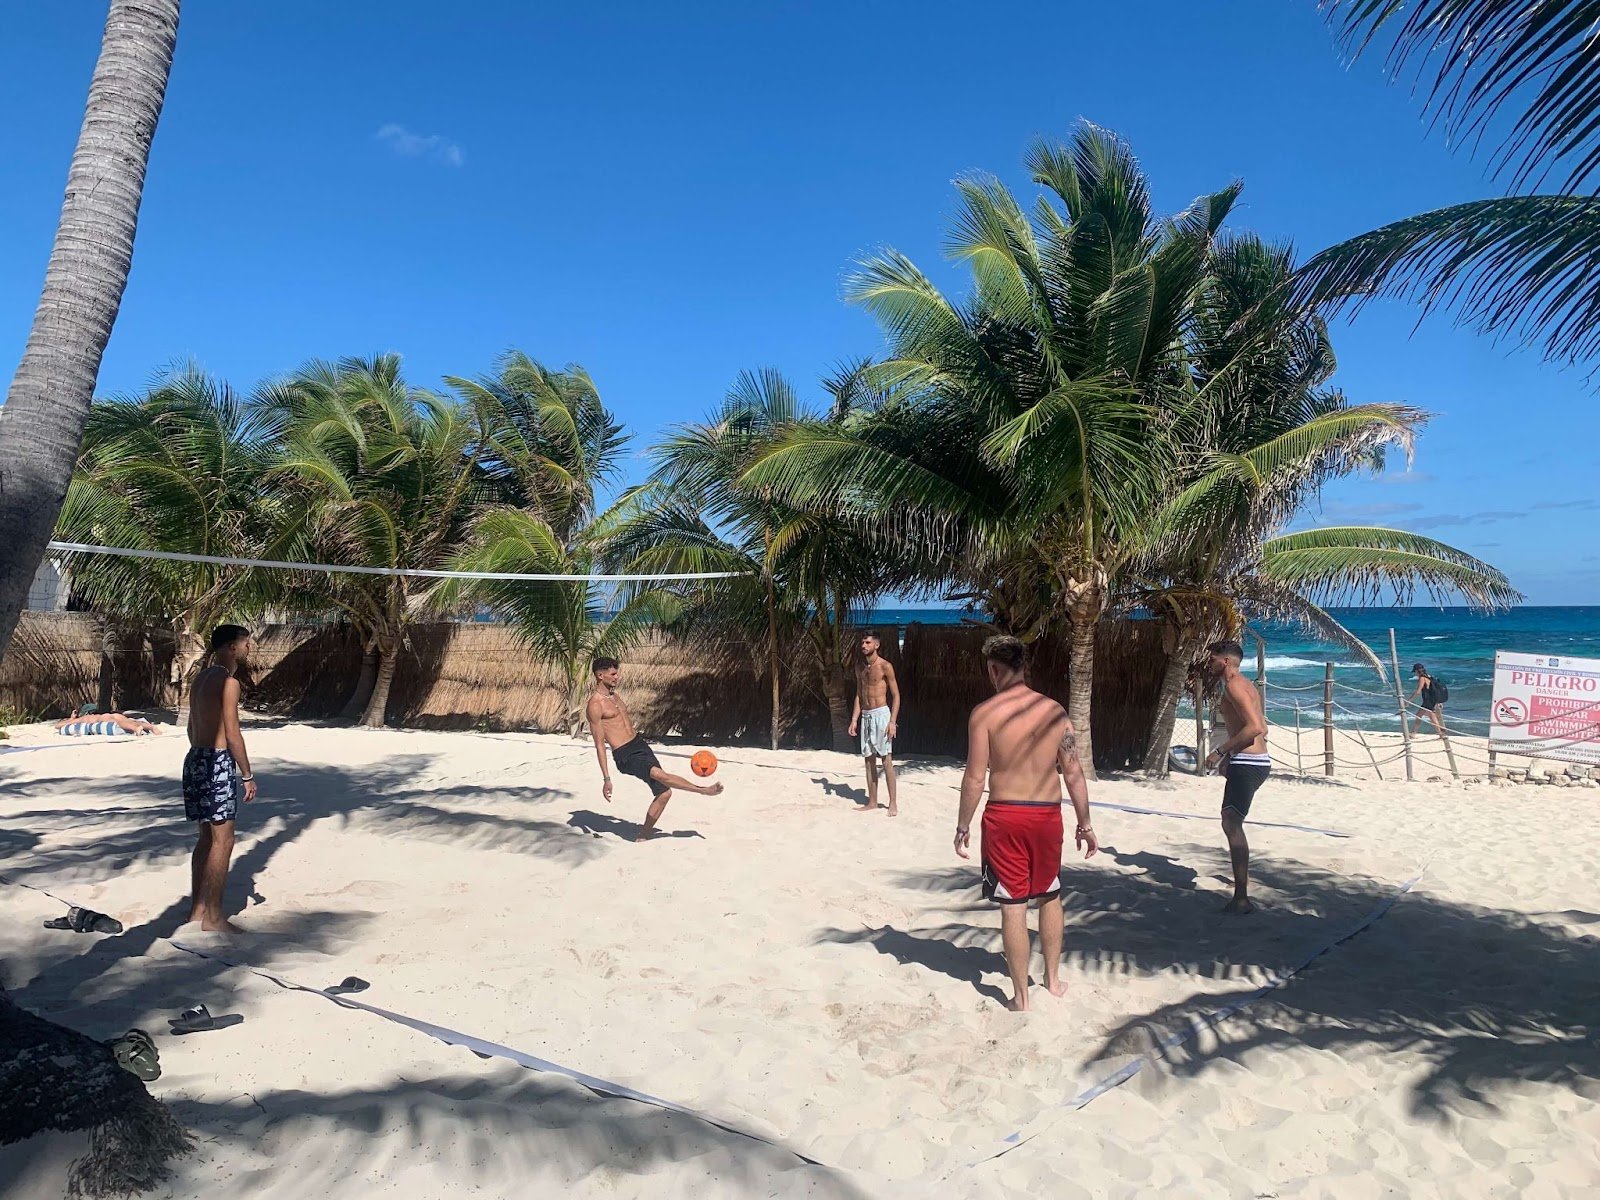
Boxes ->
[860,606,1600,735]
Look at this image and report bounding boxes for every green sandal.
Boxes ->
[107,1028,161,1082]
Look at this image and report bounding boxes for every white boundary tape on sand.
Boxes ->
[0,872,822,1168]
[46,540,745,583]
[966,865,1427,1170]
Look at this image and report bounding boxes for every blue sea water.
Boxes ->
[861,605,1600,734]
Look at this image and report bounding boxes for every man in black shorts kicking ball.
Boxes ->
[586,657,723,841]
[1203,641,1269,914]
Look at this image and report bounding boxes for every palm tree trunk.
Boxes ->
[0,0,183,663]
[341,640,378,721]
[1143,636,1203,775]
[95,620,118,712]
[823,668,854,754]
[171,619,205,726]
[766,571,780,750]
[360,638,398,728]
[1066,612,1098,780]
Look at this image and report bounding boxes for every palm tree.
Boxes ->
[1130,234,1516,769]
[269,356,500,727]
[1299,1,1600,366]
[0,0,183,662]
[747,125,1233,774]
[627,366,889,752]
[54,367,283,714]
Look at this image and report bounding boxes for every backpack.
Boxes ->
[1432,677,1449,704]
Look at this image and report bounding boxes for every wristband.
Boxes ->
[956,825,970,836]
[241,774,254,782]
[1076,826,1093,835]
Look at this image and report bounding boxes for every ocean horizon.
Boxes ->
[858,605,1600,736]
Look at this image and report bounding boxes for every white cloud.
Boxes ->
[376,123,464,167]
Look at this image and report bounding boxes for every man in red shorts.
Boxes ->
[955,635,1097,1011]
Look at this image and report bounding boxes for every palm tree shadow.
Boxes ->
[3,754,591,1032]
[566,810,704,841]
[171,1069,869,1197]
[1076,859,1600,1118]
[815,925,1009,1005]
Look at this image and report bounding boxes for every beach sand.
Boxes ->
[3,718,1598,1198]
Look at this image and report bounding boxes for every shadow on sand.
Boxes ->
[821,852,1600,1117]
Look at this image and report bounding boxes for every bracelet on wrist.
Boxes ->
[241,774,254,782]
[956,825,970,835]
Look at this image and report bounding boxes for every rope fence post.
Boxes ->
[1323,662,1335,777]
[1294,702,1304,776]
[1355,726,1384,780]
[1389,628,1415,782]
[1194,676,1208,773]
[1437,710,1460,780]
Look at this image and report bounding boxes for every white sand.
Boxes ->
[3,718,1599,1198]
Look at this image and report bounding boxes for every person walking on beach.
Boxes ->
[587,657,723,841]
[183,625,257,933]
[1407,662,1448,738]
[1203,641,1270,915]
[848,632,901,815]
[955,635,1096,1012]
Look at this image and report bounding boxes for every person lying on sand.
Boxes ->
[586,656,723,841]
[1203,640,1270,915]
[54,706,162,736]
[955,635,1097,1012]
[182,625,257,933]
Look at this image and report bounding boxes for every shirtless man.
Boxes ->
[847,633,901,815]
[956,636,1097,1011]
[586,657,723,841]
[1203,640,1270,915]
[183,624,257,933]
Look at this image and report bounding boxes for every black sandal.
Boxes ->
[42,906,123,935]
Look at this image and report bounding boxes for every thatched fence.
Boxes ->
[2,613,1168,766]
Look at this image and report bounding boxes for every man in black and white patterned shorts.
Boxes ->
[183,625,257,932]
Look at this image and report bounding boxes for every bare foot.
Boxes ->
[634,828,663,842]
[1046,979,1068,998]
[887,805,899,817]
[1004,994,1029,1012]
[1221,896,1255,915]
[200,917,245,933]
[855,802,880,813]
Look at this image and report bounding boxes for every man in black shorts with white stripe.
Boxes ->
[1203,641,1269,915]
[586,657,723,841]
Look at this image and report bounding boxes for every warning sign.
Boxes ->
[1489,651,1600,766]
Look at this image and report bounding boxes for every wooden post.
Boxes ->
[1356,726,1384,780]
[1437,710,1460,780]
[1323,662,1335,777]
[1294,702,1304,776]
[1389,628,1415,782]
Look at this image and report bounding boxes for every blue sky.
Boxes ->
[3,1,1597,604]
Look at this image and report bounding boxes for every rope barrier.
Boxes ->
[46,541,746,583]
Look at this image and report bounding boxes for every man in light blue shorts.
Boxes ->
[847,632,902,816]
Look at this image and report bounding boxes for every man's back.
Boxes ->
[188,666,232,750]
[975,684,1069,802]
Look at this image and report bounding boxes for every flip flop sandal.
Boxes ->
[168,1003,244,1035]
[43,906,123,934]
[106,1028,161,1082]
[325,976,370,996]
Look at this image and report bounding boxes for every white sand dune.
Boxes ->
[3,720,1598,1197]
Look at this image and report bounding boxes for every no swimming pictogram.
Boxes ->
[1494,697,1527,726]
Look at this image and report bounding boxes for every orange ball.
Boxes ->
[690,750,718,778]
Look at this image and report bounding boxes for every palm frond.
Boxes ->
[1294,194,1600,365]
[1262,525,1523,609]
[1323,0,1600,192]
